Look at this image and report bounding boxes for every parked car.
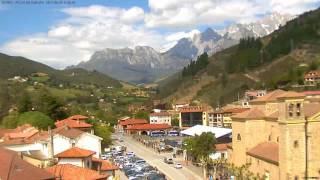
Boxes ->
[164,157,173,164]
[174,163,182,169]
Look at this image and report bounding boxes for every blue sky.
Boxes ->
[0,0,319,68]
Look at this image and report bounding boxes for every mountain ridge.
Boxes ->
[71,12,294,84]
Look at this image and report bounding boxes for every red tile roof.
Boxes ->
[92,157,119,171]
[46,164,108,180]
[119,118,148,126]
[126,123,171,131]
[150,112,170,116]
[223,108,250,114]
[246,142,279,165]
[304,103,320,118]
[232,108,266,120]
[57,128,85,139]
[69,115,89,121]
[6,129,39,139]
[304,70,320,78]
[215,144,228,151]
[276,91,305,99]
[55,147,95,158]
[55,118,92,128]
[0,147,55,180]
[302,91,320,96]
[251,89,286,103]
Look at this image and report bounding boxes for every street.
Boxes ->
[113,133,203,180]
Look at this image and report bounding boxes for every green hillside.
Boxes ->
[0,53,122,88]
[156,8,320,107]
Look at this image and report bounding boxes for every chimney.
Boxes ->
[48,126,54,159]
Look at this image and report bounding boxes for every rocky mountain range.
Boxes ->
[72,13,294,84]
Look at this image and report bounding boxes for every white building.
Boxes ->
[1,125,102,160]
[209,144,228,160]
[55,147,95,169]
[149,111,171,125]
[52,128,102,157]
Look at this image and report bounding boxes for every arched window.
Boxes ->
[294,140,299,148]
[237,133,241,141]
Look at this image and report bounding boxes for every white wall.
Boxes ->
[4,143,43,152]
[209,150,228,160]
[58,158,83,167]
[53,135,73,155]
[76,133,101,157]
[150,115,171,125]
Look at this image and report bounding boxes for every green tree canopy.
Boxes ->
[17,111,54,130]
[134,110,149,120]
[94,125,112,148]
[183,132,216,161]
[2,111,19,128]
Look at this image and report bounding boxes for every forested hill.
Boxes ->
[156,8,320,107]
[0,53,122,88]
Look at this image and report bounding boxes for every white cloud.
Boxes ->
[1,1,319,68]
[145,0,319,28]
[165,29,200,41]
[1,5,163,68]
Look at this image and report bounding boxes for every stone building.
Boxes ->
[228,90,320,179]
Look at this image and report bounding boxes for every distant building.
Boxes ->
[304,70,320,85]
[55,147,95,169]
[118,118,148,133]
[0,124,102,167]
[55,115,93,132]
[208,108,249,128]
[149,111,171,125]
[179,106,206,128]
[228,89,320,179]
[172,102,189,111]
[126,124,171,135]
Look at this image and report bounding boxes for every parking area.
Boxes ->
[111,133,203,180]
[102,145,167,180]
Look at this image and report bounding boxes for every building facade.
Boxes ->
[149,112,172,125]
[228,90,320,179]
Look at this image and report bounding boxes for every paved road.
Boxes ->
[113,134,203,180]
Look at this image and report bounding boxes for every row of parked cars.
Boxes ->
[103,146,166,180]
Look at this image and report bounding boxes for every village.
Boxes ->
[1,70,320,179]
[0,3,320,179]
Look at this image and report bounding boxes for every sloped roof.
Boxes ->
[55,147,95,158]
[92,157,119,171]
[46,164,108,180]
[0,147,54,180]
[276,91,305,99]
[215,143,228,151]
[69,115,89,120]
[304,103,320,118]
[56,128,84,139]
[232,108,266,120]
[119,118,148,126]
[180,125,232,137]
[251,89,286,103]
[55,118,92,128]
[223,108,250,114]
[126,123,171,131]
[302,91,320,96]
[246,142,279,165]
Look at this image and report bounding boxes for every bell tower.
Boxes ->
[278,93,306,180]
